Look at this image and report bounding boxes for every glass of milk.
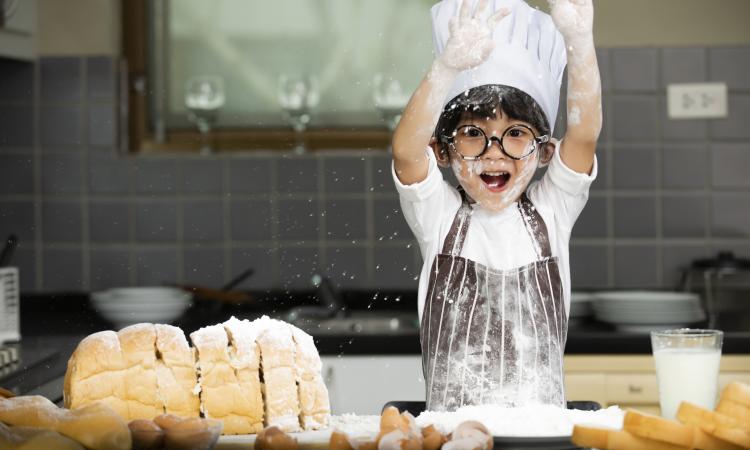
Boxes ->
[651,329,723,420]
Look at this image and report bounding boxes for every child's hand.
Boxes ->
[438,0,510,72]
[549,0,594,42]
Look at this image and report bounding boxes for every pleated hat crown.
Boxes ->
[431,0,567,133]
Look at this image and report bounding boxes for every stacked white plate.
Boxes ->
[90,287,192,330]
[570,292,596,319]
[592,291,706,333]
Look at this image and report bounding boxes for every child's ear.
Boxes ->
[430,137,450,168]
[539,140,556,166]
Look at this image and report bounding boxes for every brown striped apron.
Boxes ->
[421,190,566,411]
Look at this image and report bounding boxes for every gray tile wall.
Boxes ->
[1,48,749,293]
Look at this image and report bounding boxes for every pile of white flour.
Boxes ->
[414,404,624,437]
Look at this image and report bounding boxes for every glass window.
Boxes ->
[153,0,434,133]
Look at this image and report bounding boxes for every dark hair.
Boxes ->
[435,84,550,155]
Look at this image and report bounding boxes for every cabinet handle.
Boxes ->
[628,384,643,394]
[325,366,334,382]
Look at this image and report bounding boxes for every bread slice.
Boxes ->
[677,402,750,449]
[117,324,163,420]
[63,330,128,418]
[572,425,691,450]
[722,382,750,408]
[222,317,264,433]
[717,399,750,424]
[253,316,301,432]
[291,325,330,430]
[189,324,258,434]
[154,324,200,418]
[624,408,744,450]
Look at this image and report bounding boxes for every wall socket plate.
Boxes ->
[667,82,728,119]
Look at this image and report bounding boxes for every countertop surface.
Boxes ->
[3,292,749,403]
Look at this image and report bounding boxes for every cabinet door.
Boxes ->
[565,373,606,406]
[321,355,425,415]
[605,374,659,405]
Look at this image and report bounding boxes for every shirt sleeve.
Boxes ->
[529,140,598,231]
[392,147,459,248]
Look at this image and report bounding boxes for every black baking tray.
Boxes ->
[492,435,580,450]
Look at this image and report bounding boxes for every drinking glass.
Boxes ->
[278,74,319,154]
[651,329,723,420]
[372,74,409,131]
[185,75,225,155]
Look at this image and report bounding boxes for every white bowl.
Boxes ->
[90,287,192,329]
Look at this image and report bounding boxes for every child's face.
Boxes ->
[436,111,544,212]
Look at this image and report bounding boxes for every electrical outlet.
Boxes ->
[667,82,728,119]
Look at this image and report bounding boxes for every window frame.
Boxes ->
[121,0,392,154]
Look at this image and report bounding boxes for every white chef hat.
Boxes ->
[431,0,567,133]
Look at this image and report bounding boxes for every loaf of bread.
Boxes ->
[0,395,131,450]
[63,315,330,435]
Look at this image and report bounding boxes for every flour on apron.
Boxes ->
[421,191,566,411]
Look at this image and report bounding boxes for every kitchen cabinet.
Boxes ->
[0,0,36,60]
[321,355,425,415]
[323,354,750,416]
[565,355,750,416]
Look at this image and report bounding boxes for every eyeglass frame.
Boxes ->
[440,123,550,161]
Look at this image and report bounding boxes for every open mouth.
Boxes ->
[480,171,511,192]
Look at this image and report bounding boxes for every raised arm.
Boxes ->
[391,0,509,185]
[550,0,601,174]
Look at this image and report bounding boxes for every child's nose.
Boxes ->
[485,137,507,159]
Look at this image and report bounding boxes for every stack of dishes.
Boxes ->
[592,291,705,333]
[569,292,596,327]
[90,287,192,330]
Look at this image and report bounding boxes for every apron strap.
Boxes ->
[441,188,473,256]
[517,193,553,259]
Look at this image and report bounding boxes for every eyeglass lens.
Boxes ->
[453,125,537,159]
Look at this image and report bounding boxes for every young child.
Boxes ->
[391,0,601,411]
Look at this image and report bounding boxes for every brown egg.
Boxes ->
[128,419,164,450]
[154,413,184,430]
[164,417,223,450]
[380,406,403,434]
[401,436,423,450]
[329,430,354,450]
[451,421,493,450]
[255,425,298,450]
[422,425,448,450]
[358,441,378,450]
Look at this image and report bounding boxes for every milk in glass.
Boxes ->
[653,347,721,420]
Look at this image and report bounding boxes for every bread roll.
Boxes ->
[190,324,259,434]
[118,324,163,419]
[63,315,331,435]
[0,395,131,450]
[155,324,200,418]
[291,326,330,430]
[63,330,128,418]
[254,316,302,433]
[0,422,85,450]
[222,317,264,433]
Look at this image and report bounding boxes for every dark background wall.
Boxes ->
[1,47,750,293]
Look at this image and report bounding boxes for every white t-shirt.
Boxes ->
[393,142,597,320]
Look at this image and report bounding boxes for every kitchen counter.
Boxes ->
[3,292,750,403]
